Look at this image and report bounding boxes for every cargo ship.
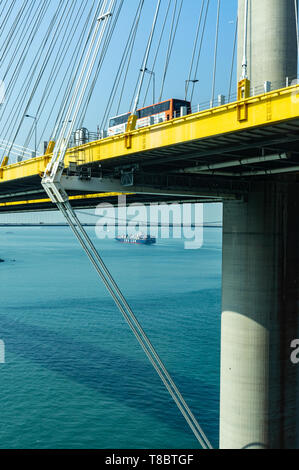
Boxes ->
[115,233,156,245]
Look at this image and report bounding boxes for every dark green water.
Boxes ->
[0,226,222,449]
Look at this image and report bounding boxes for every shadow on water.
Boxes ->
[0,307,219,446]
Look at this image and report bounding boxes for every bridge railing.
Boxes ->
[189,76,299,114]
[7,75,299,165]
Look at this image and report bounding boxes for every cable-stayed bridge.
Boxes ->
[1,82,299,211]
[1,0,299,449]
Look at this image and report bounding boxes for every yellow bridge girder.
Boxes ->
[0,192,128,208]
[1,84,299,185]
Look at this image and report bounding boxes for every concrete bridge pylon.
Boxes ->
[219,0,299,449]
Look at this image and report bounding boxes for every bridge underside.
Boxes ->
[1,116,299,212]
[1,84,299,212]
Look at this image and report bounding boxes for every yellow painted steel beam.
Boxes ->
[1,84,299,185]
[0,156,9,168]
[0,192,125,208]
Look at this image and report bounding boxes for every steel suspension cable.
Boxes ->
[47,0,116,170]
[1,0,66,160]
[0,0,28,61]
[23,0,79,154]
[131,0,161,115]
[49,0,100,142]
[185,0,205,100]
[128,0,162,113]
[34,0,88,151]
[56,200,213,450]
[189,0,210,102]
[0,0,51,161]
[228,16,238,102]
[295,0,299,62]
[0,0,47,100]
[0,0,50,112]
[51,1,107,144]
[142,0,172,107]
[0,0,17,48]
[38,1,213,448]
[0,0,43,106]
[158,0,183,102]
[2,0,37,83]
[99,0,144,130]
[3,0,77,157]
[115,0,145,117]
[210,0,221,107]
[77,0,125,129]
[158,0,179,102]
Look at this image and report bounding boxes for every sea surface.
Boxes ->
[0,226,222,449]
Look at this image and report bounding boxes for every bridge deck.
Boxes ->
[1,84,299,212]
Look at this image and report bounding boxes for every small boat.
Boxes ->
[115,233,156,245]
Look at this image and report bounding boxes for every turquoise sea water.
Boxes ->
[0,226,222,449]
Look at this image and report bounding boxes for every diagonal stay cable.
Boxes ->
[142,0,172,107]
[48,0,99,142]
[185,0,205,101]
[228,16,238,102]
[114,0,144,118]
[55,199,213,450]
[190,0,210,102]
[158,0,183,102]
[0,0,17,47]
[210,0,221,107]
[295,0,299,58]
[77,0,125,128]
[42,0,212,448]
[22,0,78,153]
[99,0,144,129]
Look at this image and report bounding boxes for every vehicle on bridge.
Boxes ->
[108,98,191,136]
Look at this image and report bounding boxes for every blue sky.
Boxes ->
[0,0,239,222]
[0,0,238,149]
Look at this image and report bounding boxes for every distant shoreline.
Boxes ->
[0,223,223,228]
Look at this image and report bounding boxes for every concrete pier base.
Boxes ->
[219,180,299,448]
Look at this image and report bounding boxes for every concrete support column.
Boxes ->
[220,180,299,448]
[237,0,298,89]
